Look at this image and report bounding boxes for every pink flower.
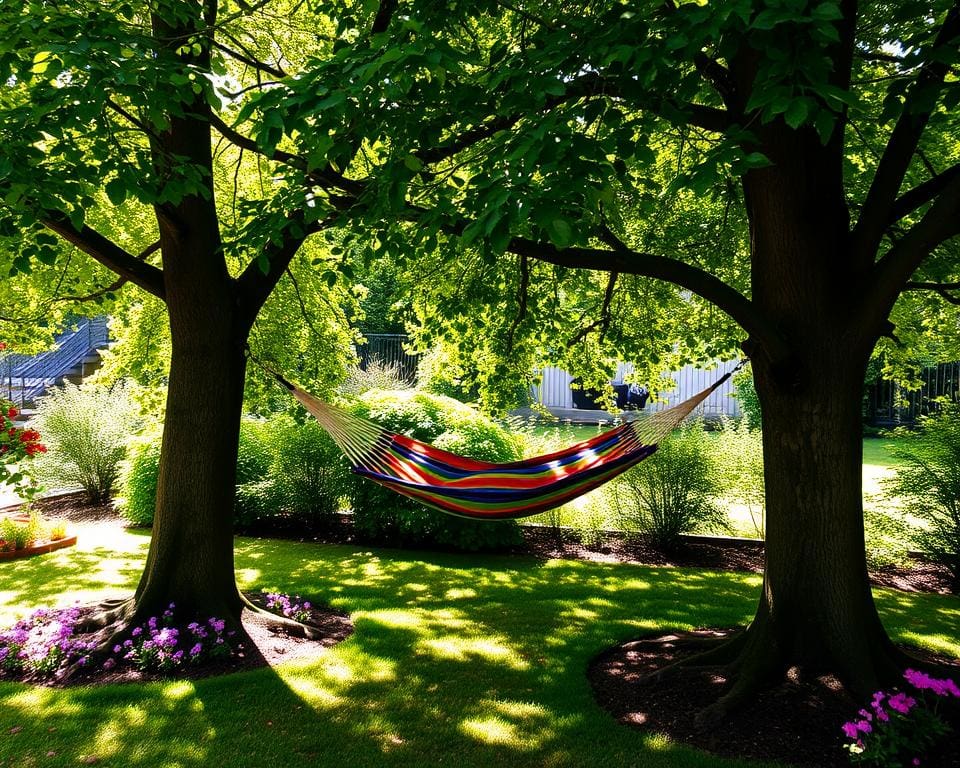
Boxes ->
[842,722,860,740]
[888,692,916,714]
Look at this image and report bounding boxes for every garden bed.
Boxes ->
[0,533,77,561]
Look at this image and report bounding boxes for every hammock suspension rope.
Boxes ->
[250,351,743,521]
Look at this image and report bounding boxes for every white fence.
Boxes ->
[533,360,742,418]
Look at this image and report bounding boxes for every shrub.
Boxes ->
[237,417,349,530]
[116,432,162,526]
[613,421,728,551]
[883,406,960,592]
[33,382,141,503]
[118,421,272,527]
[712,418,765,538]
[347,389,525,550]
[731,364,762,430]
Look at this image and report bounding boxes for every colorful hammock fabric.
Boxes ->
[269,365,739,521]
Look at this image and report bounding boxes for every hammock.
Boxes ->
[264,362,740,521]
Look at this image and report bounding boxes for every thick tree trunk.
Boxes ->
[733,346,901,687]
[131,310,249,623]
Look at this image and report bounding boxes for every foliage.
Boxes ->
[116,432,162,527]
[884,407,960,592]
[238,417,349,530]
[32,382,141,503]
[347,389,525,550]
[0,400,46,500]
[731,366,762,431]
[712,418,766,538]
[338,356,413,398]
[842,670,957,766]
[0,606,93,677]
[120,421,272,528]
[102,605,234,673]
[0,510,64,552]
[613,422,728,551]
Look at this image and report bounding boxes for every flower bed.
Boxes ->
[0,512,75,560]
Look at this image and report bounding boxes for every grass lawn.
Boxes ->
[1,530,958,767]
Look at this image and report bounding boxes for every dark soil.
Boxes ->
[7,491,960,766]
[589,628,960,768]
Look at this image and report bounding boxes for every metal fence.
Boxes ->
[0,316,109,408]
[356,333,421,383]
[864,361,960,427]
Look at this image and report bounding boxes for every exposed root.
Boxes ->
[239,592,328,640]
[639,628,748,686]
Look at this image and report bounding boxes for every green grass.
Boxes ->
[1,531,958,768]
[862,436,908,468]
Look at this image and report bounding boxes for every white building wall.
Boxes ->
[534,359,742,418]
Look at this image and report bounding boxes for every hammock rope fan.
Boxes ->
[254,355,742,521]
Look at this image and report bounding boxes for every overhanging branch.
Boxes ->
[41,213,165,300]
[888,162,960,224]
[505,236,789,364]
[851,1,960,265]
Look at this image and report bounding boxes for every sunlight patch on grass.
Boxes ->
[418,636,529,670]
[445,587,477,600]
[460,716,523,746]
[280,676,343,708]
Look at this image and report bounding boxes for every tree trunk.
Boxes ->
[694,340,906,723]
[131,309,249,623]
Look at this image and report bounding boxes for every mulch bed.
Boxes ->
[7,492,959,765]
[589,628,960,767]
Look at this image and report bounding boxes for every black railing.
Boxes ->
[0,316,109,408]
[356,333,420,383]
[864,361,960,427]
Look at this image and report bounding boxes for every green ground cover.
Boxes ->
[1,530,958,768]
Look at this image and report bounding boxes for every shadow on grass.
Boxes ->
[0,534,956,768]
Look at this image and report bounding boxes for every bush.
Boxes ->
[118,421,272,527]
[712,418,765,538]
[338,356,412,397]
[884,406,960,592]
[613,422,728,551]
[116,432,162,526]
[731,364,762,430]
[347,389,525,550]
[33,382,141,503]
[237,417,349,530]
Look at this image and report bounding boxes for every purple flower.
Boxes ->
[112,645,122,654]
[190,643,203,657]
[842,721,860,740]
[888,692,916,715]
[103,658,116,670]
[131,627,143,637]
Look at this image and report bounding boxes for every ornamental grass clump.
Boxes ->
[102,605,235,673]
[0,606,94,677]
[842,669,958,766]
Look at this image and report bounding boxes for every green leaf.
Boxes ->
[105,178,128,206]
[545,218,573,249]
[783,99,809,129]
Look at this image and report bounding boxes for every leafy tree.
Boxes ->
[244,0,957,721]
[1,0,958,726]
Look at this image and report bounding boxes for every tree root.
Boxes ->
[239,592,329,641]
[640,627,749,687]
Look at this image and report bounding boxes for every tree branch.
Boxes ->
[865,172,960,324]
[504,236,790,365]
[888,162,960,224]
[208,112,365,196]
[212,40,287,78]
[370,0,398,34]
[234,211,333,325]
[40,213,166,300]
[851,1,960,264]
[904,281,960,305]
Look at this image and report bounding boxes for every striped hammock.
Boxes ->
[272,366,739,521]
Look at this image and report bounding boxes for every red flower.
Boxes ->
[6,407,16,419]
[0,342,6,350]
